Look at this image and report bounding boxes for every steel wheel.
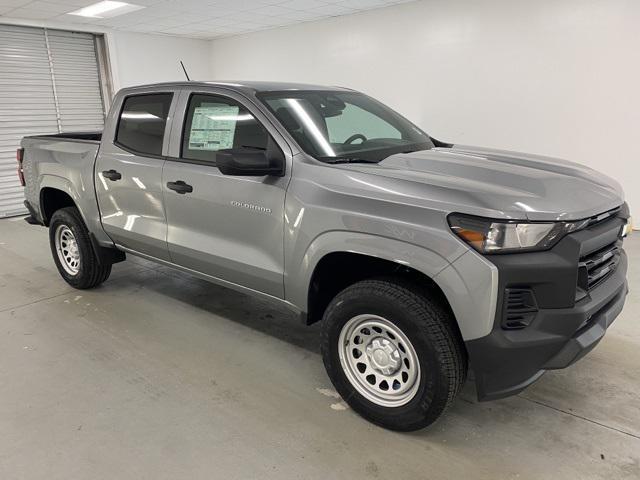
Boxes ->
[54,224,80,275]
[338,314,421,407]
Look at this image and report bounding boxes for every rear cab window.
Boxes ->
[115,93,173,156]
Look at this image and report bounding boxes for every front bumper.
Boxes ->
[465,212,629,401]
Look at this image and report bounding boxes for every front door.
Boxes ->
[95,91,175,260]
[162,91,290,297]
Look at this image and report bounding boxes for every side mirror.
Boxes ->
[217,141,285,177]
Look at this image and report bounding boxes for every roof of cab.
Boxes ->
[120,80,354,95]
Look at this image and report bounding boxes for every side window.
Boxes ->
[182,94,269,162]
[326,103,401,143]
[115,93,173,156]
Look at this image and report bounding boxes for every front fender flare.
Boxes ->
[286,230,451,310]
[286,230,498,341]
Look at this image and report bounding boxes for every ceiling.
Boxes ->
[0,0,415,39]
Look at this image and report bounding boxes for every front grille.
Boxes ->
[578,243,620,291]
[583,207,620,228]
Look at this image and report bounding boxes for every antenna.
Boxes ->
[180,61,191,81]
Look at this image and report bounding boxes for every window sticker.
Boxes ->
[188,104,241,151]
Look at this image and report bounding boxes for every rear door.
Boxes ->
[162,89,292,298]
[95,90,175,260]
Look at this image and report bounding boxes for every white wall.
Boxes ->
[0,18,212,93]
[0,18,212,89]
[209,0,640,220]
[108,31,211,90]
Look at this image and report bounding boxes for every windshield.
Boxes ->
[258,91,433,163]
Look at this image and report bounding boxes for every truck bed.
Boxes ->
[21,131,105,242]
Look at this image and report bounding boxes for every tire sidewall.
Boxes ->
[49,208,95,288]
[321,284,452,431]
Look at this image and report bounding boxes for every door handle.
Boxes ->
[102,169,122,181]
[167,180,193,194]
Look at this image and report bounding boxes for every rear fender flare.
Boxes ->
[38,174,85,224]
[38,174,113,246]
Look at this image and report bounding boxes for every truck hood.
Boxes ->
[344,145,624,221]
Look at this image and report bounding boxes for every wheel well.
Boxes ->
[40,188,75,226]
[306,252,454,327]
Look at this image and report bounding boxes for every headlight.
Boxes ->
[621,217,633,238]
[448,213,589,254]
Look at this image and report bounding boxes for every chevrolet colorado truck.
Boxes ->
[18,81,631,431]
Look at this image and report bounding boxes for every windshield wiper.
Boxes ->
[324,157,379,164]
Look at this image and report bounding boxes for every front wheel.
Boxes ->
[49,207,111,289]
[320,279,467,431]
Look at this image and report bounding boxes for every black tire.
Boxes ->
[49,207,112,289]
[320,279,467,431]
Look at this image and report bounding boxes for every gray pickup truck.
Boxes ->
[18,81,631,431]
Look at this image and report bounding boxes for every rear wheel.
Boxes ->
[49,207,111,289]
[320,279,467,431]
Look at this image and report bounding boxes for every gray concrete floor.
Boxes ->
[0,216,638,480]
